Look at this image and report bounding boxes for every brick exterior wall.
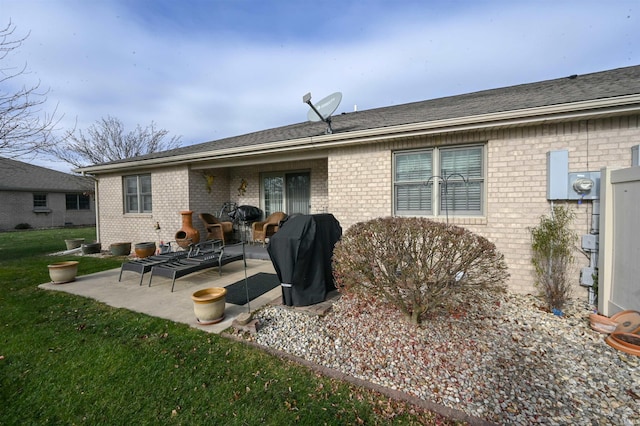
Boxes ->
[97,165,192,249]
[190,168,231,238]
[95,115,639,294]
[328,143,392,224]
[327,116,640,294]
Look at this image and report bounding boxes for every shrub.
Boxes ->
[529,205,577,311]
[14,223,32,230]
[332,217,509,325]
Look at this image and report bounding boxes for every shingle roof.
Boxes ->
[0,157,94,192]
[85,64,640,168]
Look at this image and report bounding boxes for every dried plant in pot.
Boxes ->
[47,261,79,284]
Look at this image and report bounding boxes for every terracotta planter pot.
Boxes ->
[65,238,85,250]
[606,328,640,356]
[48,261,79,284]
[82,242,102,255]
[175,210,200,248]
[610,310,640,333]
[191,287,227,324]
[589,313,618,334]
[110,242,131,256]
[134,242,156,258]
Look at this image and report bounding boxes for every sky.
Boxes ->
[2,0,639,172]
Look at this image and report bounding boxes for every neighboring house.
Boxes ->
[77,65,640,298]
[0,157,96,230]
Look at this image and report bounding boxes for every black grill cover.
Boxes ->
[228,205,262,222]
[267,214,342,306]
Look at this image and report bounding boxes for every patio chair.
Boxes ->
[118,239,223,286]
[199,213,234,244]
[252,212,287,246]
[149,242,245,292]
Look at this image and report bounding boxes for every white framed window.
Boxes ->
[393,144,485,217]
[123,174,152,213]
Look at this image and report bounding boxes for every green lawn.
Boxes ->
[0,227,459,425]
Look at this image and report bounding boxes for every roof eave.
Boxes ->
[75,94,640,175]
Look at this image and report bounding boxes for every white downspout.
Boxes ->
[94,177,100,243]
[84,172,100,243]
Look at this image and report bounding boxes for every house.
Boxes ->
[0,157,96,230]
[76,65,640,298]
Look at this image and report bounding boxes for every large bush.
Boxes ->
[332,217,509,324]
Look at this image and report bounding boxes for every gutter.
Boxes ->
[80,171,100,244]
[75,94,640,174]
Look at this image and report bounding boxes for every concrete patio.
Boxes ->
[40,257,282,334]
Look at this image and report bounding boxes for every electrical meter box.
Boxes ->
[581,234,598,251]
[567,171,600,200]
[580,267,595,287]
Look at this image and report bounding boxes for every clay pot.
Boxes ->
[175,210,200,248]
[47,261,79,284]
[606,329,640,356]
[191,287,227,324]
[589,313,618,334]
[65,238,85,250]
[110,242,131,256]
[82,242,102,255]
[610,310,640,333]
[134,242,156,258]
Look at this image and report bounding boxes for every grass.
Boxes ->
[0,227,460,425]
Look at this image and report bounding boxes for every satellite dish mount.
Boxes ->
[303,92,342,134]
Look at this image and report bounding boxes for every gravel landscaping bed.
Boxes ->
[231,293,639,425]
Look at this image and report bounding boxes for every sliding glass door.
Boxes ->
[261,171,310,216]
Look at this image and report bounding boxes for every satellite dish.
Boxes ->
[302,91,342,134]
[306,92,342,122]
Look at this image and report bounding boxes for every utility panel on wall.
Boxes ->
[547,150,569,200]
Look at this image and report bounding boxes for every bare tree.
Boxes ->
[0,20,62,158]
[50,115,182,168]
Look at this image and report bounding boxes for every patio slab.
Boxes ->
[39,258,281,334]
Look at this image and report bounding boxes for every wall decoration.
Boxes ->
[238,178,247,196]
[203,173,215,193]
